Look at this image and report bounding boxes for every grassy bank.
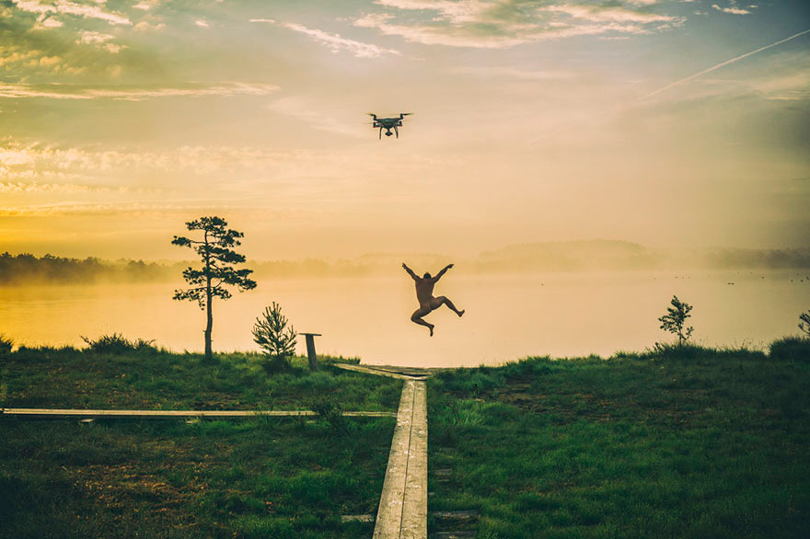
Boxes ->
[427,343,810,538]
[0,346,401,411]
[0,347,401,538]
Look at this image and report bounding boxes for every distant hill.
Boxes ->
[473,240,664,272]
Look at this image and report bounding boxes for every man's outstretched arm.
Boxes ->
[402,263,418,281]
[433,263,454,282]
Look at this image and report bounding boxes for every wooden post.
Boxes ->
[301,333,321,371]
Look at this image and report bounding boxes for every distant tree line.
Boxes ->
[0,252,173,284]
[702,249,810,269]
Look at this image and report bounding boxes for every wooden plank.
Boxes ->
[332,363,430,380]
[0,408,395,418]
[400,379,428,539]
[373,379,429,539]
[374,380,416,537]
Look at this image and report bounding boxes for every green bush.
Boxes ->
[311,397,348,435]
[80,333,157,354]
[651,342,712,360]
[769,336,810,361]
[0,334,12,356]
[260,355,294,375]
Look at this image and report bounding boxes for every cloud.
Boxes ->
[194,19,210,28]
[132,0,160,11]
[77,31,126,54]
[267,96,365,137]
[0,181,134,194]
[251,19,401,58]
[11,0,131,26]
[454,66,574,80]
[711,4,751,15]
[543,4,678,24]
[354,0,685,48]
[0,82,279,101]
[0,201,199,217]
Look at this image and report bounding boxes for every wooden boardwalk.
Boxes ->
[332,362,432,380]
[372,378,429,539]
[0,408,396,418]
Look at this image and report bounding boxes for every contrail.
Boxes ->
[528,27,810,145]
[637,27,810,101]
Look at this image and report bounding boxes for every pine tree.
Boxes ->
[252,302,298,367]
[172,216,257,359]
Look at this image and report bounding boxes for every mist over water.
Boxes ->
[3,270,808,367]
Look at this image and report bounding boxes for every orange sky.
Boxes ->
[2,0,809,260]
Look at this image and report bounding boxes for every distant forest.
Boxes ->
[2,243,809,284]
[0,253,174,284]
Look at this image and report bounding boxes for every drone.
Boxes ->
[368,112,412,139]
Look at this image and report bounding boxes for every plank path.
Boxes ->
[332,364,430,539]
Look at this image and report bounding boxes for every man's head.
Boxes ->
[423,272,432,279]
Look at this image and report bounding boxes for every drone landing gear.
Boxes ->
[394,126,399,138]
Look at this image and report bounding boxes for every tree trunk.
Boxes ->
[204,230,213,360]
[205,286,213,359]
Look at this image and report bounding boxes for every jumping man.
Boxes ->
[402,262,465,336]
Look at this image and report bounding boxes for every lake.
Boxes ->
[1,271,808,367]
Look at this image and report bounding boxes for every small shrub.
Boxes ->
[260,355,293,375]
[0,334,12,357]
[651,342,711,360]
[311,397,347,435]
[321,355,361,365]
[658,295,694,346]
[81,333,156,354]
[252,302,297,368]
[799,310,810,338]
[769,336,810,362]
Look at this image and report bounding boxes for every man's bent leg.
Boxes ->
[411,307,435,336]
[434,296,465,317]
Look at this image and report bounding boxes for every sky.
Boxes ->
[1,0,809,260]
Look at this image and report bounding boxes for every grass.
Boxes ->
[1,346,401,411]
[4,339,810,538]
[427,343,810,538]
[0,346,402,538]
[0,417,394,538]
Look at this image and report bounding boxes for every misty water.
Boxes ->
[2,270,808,367]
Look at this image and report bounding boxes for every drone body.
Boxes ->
[368,113,412,139]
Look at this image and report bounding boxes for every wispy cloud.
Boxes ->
[11,0,131,26]
[0,82,279,101]
[132,0,160,11]
[0,202,205,217]
[0,181,160,194]
[251,19,401,58]
[454,66,574,81]
[267,96,365,137]
[354,0,684,48]
[712,4,751,15]
[543,4,678,24]
[77,31,126,54]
